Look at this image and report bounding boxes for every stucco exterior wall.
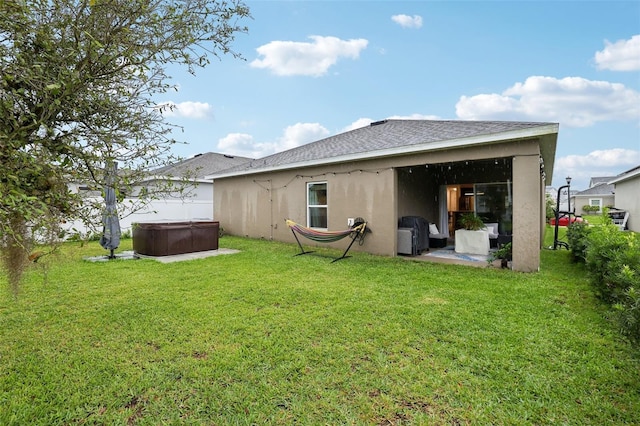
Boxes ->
[214,160,398,256]
[572,194,615,216]
[512,154,542,272]
[613,176,640,232]
[214,139,548,271]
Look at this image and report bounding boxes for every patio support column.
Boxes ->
[512,155,541,272]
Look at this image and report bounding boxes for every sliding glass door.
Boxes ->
[474,181,512,235]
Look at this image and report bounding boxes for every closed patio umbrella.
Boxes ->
[99,161,121,259]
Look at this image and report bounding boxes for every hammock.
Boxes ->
[285,218,368,262]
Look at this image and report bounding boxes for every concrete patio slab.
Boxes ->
[85,248,240,263]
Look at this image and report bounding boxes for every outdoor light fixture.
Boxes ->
[553,176,572,250]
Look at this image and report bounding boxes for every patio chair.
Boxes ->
[483,223,499,248]
[428,223,448,248]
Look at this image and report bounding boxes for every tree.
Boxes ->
[0,0,250,293]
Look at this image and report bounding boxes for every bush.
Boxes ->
[567,221,591,263]
[568,211,640,344]
[582,205,600,215]
[615,285,640,343]
[584,223,639,303]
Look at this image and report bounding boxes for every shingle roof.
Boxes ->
[210,119,558,178]
[153,152,253,179]
[575,182,615,196]
[608,165,640,185]
[589,176,616,187]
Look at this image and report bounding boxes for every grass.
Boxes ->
[581,213,606,225]
[1,230,639,425]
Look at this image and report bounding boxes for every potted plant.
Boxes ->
[455,213,490,255]
[488,242,512,268]
[458,213,485,230]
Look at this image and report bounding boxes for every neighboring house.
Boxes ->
[608,165,640,232]
[546,186,577,214]
[208,119,559,272]
[571,176,616,216]
[65,152,251,236]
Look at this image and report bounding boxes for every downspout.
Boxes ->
[270,179,274,240]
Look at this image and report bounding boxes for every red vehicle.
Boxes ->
[549,216,587,226]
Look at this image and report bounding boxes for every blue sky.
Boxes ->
[159,1,640,191]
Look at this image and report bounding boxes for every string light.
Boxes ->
[252,167,392,190]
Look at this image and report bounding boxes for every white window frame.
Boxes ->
[307,181,328,229]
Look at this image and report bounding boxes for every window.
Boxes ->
[589,198,602,212]
[474,181,513,234]
[307,182,327,228]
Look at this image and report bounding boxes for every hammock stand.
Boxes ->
[285,218,368,263]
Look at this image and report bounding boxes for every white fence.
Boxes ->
[63,197,214,238]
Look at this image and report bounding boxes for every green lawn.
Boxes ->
[1,231,638,425]
[581,213,606,225]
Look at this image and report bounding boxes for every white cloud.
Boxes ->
[250,35,369,77]
[342,118,374,132]
[217,133,259,156]
[158,101,213,119]
[594,35,640,71]
[217,123,330,158]
[556,148,640,169]
[456,76,640,127]
[553,148,640,189]
[279,122,330,150]
[391,14,423,29]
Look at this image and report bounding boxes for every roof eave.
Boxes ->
[207,123,559,180]
[608,167,640,184]
[138,175,212,184]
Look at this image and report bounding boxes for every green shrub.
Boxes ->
[567,221,591,263]
[570,209,640,344]
[585,225,640,343]
[615,285,640,343]
[582,205,600,215]
[585,223,638,302]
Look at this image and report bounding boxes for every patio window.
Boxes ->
[307,182,327,228]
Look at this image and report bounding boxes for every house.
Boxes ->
[608,165,640,232]
[571,176,616,216]
[134,151,253,223]
[208,119,559,272]
[546,186,577,214]
[65,152,251,236]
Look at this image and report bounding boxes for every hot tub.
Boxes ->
[132,221,219,256]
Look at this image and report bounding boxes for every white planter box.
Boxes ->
[455,229,490,255]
